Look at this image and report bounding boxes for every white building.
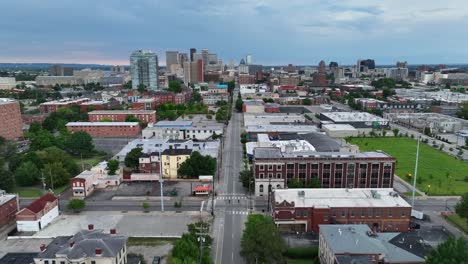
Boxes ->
[142,120,223,140]
[71,161,121,198]
[0,77,16,89]
[16,193,59,232]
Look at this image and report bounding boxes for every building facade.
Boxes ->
[253,147,395,196]
[142,121,223,140]
[0,98,23,140]
[88,110,157,123]
[0,192,19,230]
[39,98,90,114]
[66,122,141,138]
[273,189,411,233]
[16,193,58,232]
[0,77,16,90]
[71,162,120,198]
[130,50,159,90]
[161,148,192,179]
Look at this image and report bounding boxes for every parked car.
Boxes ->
[152,256,161,264]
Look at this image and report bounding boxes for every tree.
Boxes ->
[64,131,94,157]
[68,199,85,212]
[15,161,40,186]
[241,214,286,264]
[168,80,182,93]
[392,128,399,137]
[426,237,467,264]
[455,192,468,220]
[42,162,70,188]
[235,97,244,112]
[192,90,202,102]
[178,151,216,178]
[137,84,146,94]
[465,138,468,147]
[302,97,312,105]
[124,147,142,170]
[125,114,140,122]
[106,160,119,175]
[171,222,213,264]
[142,202,150,211]
[100,117,113,122]
[424,127,432,136]
[239,169,253,189]
[0,163,14,192]
[29,129,55,150]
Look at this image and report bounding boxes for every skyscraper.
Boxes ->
[246,54,252,65]
[130,50,159,90]
[318,60,327,73]
[190,48,196,62]
[201,49,209,66]
[166,51,179,68]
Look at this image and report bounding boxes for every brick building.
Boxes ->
[0,191,19,230]
[79,100,121,111]
[131,98,157,110]
[66,122,141,137]
[139,152,161,173]
[88,110,157,123]
[253,147,395,196]
[39,98,90,114]
[16,193,58,232]
[273,188,411,233]
[0,98,23,140]
[238,74,256,85]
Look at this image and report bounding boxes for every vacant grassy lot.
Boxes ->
[14,187,43,198]
[445,214,468,234]
[348,137,468,195]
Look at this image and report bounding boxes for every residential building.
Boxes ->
[161,147,192,178]
[66,122,141,138]
[0,77,16,89]
[319,225,425,264]
[142,120,223,140]
[131,98,157,110]
[71,162,121,197]
[0,191,18,231]
[130,50,159,90]
[139,153,161,174]
[0,98,23,140]
[36,76,82,86]
[34,228,127,264]
[88,110,157,123]
[207,84,229,94]
[253,147,395,196]
[79,100,121,111]
[273,189,411,233]
[16,193,58,232]
[39,98,90,114]
[238,74,256,85]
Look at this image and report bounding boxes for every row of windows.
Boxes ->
[331,208,407,218]
[259,171,392,179]
[260,163,392,171]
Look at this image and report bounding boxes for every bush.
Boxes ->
[142,202,150,211]
[68,199,85,212]
[285,246,319,259]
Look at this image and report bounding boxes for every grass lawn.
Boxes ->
[347,137,468,195]
[14,187,43,198]
[53,184,69,195]
[127,237,178,246]
[445,214,468,234]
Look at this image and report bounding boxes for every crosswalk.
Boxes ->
[215,196,247,201]
[226,210,249,215]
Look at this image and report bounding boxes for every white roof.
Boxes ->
[66,122,139,126]
[245,124,318,133]
[40,98,89,106]
[322,124,357,131]
[322,112,388,122]
[0,193,16,205]
[0,98,17,105]
[274,188,411,208]
[89,110,156,115]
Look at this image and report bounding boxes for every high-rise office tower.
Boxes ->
[178,53,188,67]
[246,54,252,65]
[201,49,209,66]
[318,60,327,73]
[190,48,196,62]
[130,50,159,90]
[166,51,179,69]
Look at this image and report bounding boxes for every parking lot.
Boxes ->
[87,181,197,201]
[0,238,53,259]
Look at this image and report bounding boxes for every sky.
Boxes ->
[1,0,468,66]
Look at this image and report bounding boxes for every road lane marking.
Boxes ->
[200,201,205,212]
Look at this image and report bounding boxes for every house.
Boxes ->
[319,224,425,264]
[161,147,192,179]
[34,228,127,264]
[71,162,121,198]
[16,193,59,232]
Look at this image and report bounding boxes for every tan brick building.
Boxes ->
[88,110,157,123]
[0,98,23,140]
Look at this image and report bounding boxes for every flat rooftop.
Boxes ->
[322,124,357,131]
[153,121,193,127]
[0,98,17,105]
[89,110,156,115]
[245,124,318,133]
[0,193,16,205]
[274,188,411,208]
[40,98,90,106]
[321,112,388,123]
[66,122,139,126]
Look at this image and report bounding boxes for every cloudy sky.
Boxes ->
[1,0,467,65]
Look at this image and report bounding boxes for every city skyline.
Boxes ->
[1,0,468,65]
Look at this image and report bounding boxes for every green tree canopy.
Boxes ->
[125,147,142,170]
[302,97,312,105]
[241,214,286,264]
[64,131,94,157]
[42,162,70,188]
[171,222,213,264]
[455,192,468,220]
[68,199,85,211]
[371,78,396,89]
[426,237,467,264]
[168,80,182,93]
[29,129,55,150]
[106,160,119,175]
[235,97,244,112]
[177,151,216,178]
[125,114,140,122]
[137,84,146,94]
[15,161,40,186]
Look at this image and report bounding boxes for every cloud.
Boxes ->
[0,0,467,65]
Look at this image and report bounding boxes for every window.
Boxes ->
[323,172,330,179]
[311,172,318,178]
[335,172,342,179]
[287,164,294,170]
[276,173,282,178]
[276,165,282,170]
[60,262,65,264]
[384,164,392,170]
[259,173,264,179]
[368,208,373,217]
[351,210,355,218]
[347,163,355,170]
[92,262,96,264]
[383,172,391,178]
[311,164,319,169]
[335,164,343,170]
[372,164,379,169]
[388,209,392,217]
[299,164,306,170]
[259,185,264,192]
[332,211,336,217]
[375,209,380,217]
[268,173,273,178]
[361,210,365,218]
[401,210,406,217]
[299,172,306,179]
[287,173,294,179]
[323,164,331,170]
[259,165,264,170]
[359,164,367,169]
[268,165,273,170]
[324,215,328,221]
[371,172,379,178]
[52,261,56,264]
[45,261,49,264]
[360,172,367,178]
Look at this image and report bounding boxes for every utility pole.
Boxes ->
[195,222,209,264]
[411,136,420,208]
[159,150,164,212]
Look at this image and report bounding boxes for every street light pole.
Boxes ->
[411,136,420,208]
